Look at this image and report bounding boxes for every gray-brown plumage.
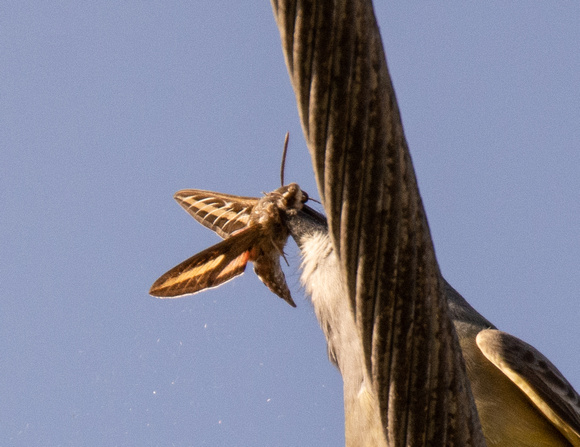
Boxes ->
[272,0,579,444]
[272,0,484,443]
[288,207,580,446]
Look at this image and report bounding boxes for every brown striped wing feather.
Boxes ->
[174,190,258,239]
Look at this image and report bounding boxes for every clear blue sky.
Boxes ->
[2,3,579,446]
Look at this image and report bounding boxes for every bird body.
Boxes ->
[288,206,580,447]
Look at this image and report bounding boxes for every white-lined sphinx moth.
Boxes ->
[149,183,308,307]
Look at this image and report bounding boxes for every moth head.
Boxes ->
[279,182,309,211]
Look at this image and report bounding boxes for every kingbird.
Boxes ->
[288,205,580,447]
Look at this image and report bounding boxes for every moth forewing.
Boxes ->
[149,227,263,298]
[173,190,257,239]
[150,183,307,307]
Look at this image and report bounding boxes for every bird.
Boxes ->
[286,203,580,447]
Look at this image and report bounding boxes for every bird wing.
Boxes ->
[477,329,580,446]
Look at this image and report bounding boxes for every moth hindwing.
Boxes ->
[149,183,307,307]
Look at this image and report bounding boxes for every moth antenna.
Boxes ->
[280,132,290,186]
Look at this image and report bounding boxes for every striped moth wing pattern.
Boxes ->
[149,183,308,307]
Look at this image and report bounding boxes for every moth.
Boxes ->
[149,182,308,307]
